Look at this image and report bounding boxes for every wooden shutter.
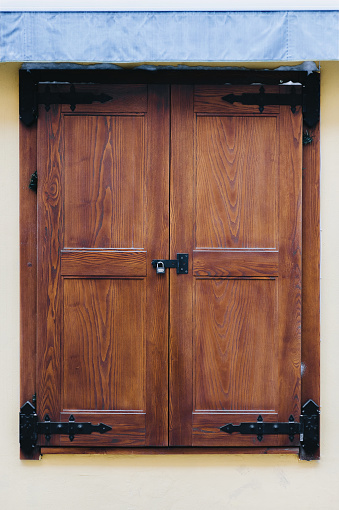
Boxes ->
[20,77,318,455]
[169,85,302,447]
[36,85,170,447]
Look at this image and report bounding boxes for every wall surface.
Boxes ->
[1,61,339,510]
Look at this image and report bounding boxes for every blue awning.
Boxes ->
[1,11,338,63]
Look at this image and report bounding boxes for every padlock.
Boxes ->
[156,261,166,274]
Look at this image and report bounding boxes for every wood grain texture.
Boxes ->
[277,103,302,428]
[171,86,302,447]
[37,104,63,445]
[193,250,278,277]
[63,278,145,411]
[169,85,194,445]
[194,85,280,114]
[194,279,277,412]
[61,249,146,276]
[64,114,144,249]
[19,121,39,459]
[36,85,170,449]
[301,120,320,459]
[195,115,277,249]
[145,85,170,446]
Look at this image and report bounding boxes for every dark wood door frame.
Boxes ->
[20,68,320,459]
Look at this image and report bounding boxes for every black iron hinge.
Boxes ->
[220,399,319,455]
[20,401,112,453]
[221,73,319,128]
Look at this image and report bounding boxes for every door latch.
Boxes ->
[152,254,188,275]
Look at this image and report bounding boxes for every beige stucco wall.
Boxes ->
[1,61,339,509]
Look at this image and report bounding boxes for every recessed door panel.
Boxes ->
[64,115,144,249]
[194,278,277,412]
[196,116,277,249]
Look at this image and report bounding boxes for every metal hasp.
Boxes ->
[220,399,319,455]
[151,253,188,274]
[222,73,320,128]
[20,401,112,453]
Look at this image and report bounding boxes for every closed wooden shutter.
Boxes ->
[20,78,317,455]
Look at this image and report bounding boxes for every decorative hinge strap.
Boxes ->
[20,401,112,453]
[220,399,319,454]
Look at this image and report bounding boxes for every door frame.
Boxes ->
[19,67,320,459]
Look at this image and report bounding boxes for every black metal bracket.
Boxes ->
[221,73,319,128]
[19,67,320,127]
[152,253,188,274]
[222,85,302,114]
[220,399,319,455]
[20,401,112,453]
[39,84,112,113]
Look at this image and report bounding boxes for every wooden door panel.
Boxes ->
[194,278,277,412]
[37,85,169,447]
[63,278,145,411]
[64,114,144,249]
[193,250,278,277]
[170,85,302,447]
[195,115,277,249]
[60,250,147,276]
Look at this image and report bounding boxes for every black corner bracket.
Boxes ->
[20,400,112,453]
[220,399,319,457]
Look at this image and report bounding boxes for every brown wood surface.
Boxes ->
[19,121,39,459]
[300,120,320,460]
[36,85,170,448]
[194,279,277,413]
[63,278,146,411]
[169,85,194,445]
[36,104,63,446]
[61,249,146,276]
[170,86,303,447]
[277,104,302,430]
[145,85,170,446]
[193,250,278,277]
[63,114,144,249]
[195,114,277,249]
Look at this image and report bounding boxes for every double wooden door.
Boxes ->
[37,83,302,448]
